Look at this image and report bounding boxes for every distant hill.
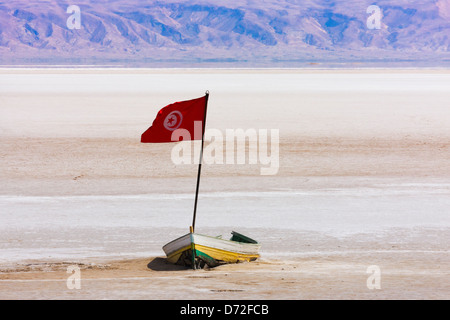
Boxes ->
[0,0,449,66]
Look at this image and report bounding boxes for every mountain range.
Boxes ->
[0,0,449,66]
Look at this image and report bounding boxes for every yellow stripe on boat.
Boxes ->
[195,244,259,263]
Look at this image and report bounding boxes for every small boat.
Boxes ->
[163,229,261,269]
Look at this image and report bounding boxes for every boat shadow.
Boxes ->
[146,257,190,271]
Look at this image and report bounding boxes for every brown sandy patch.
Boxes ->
[1,252,448,300]
[1,136,449,196]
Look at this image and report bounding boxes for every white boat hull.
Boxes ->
[163,231,261,268]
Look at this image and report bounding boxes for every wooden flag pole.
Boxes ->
[191,91,209,233]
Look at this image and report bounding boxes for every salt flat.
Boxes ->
[0,69,449,299]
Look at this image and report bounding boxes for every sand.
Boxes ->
[0,68,449,300]
[0,252,447,300]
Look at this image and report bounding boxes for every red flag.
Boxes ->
[141,95,207,143]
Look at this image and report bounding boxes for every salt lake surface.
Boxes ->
[1,69,449,266]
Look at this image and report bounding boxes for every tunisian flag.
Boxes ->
[141,94,208,143]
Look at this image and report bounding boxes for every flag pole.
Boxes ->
[191,91,209,233]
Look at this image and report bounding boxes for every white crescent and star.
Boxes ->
[163,110,183,131]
